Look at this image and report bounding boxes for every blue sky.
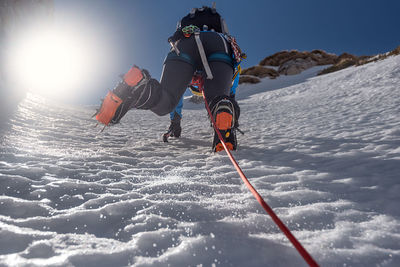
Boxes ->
[54,0,400,103]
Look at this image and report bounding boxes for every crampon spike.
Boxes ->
[99,124,107,133]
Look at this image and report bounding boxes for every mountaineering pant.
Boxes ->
[170,97,183,120]
[133,31,235,116]
[169,69,240,120]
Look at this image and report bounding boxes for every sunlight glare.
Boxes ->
[8,24,95,100]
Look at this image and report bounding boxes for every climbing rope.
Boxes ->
[199,76,319,267]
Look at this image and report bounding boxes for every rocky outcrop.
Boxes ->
[278,57,317,75]
[240,49,339,84]
[239,45,399,84]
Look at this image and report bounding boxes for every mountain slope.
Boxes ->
[0,55,399,266]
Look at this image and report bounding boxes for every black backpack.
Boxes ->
[178,6,229,35]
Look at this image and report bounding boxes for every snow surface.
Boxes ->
[1,56,400,266]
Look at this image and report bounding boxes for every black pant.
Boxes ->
[146,31,235,116]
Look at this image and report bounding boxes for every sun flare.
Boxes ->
[7,25,94,100]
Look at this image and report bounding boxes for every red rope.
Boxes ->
[200,84,319,267]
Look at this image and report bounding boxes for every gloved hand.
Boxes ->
[168,112,182,138]
[168,28,184,43]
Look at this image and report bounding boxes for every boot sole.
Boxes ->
[215,142,234,152]
[214,111,235,152]
[216,112,233,131]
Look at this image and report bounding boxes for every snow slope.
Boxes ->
[1,56,400,266]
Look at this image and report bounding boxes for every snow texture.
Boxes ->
[1,56,400,266]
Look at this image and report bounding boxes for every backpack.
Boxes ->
[178,5,229,35]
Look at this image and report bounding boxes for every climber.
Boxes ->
[95,4,245,151]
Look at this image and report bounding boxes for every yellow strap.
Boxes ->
[232,65,241,81]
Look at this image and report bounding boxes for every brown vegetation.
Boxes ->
[240,66,279,79]
[318,53,360,75]
[318,45,400,75]
[318,58,357,75]
[388,45,400,56]
[259,50,337,67]
[357,45,400,65]
[239,75,261,84]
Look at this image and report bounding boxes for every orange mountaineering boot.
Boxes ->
[211,99,237,152]
[94,66,147,126]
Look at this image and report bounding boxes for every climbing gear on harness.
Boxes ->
[227,36,247,63]
[232,64,241,81]
[169,40,180,56]
[189,73,204,96]
[182,25,200,38]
